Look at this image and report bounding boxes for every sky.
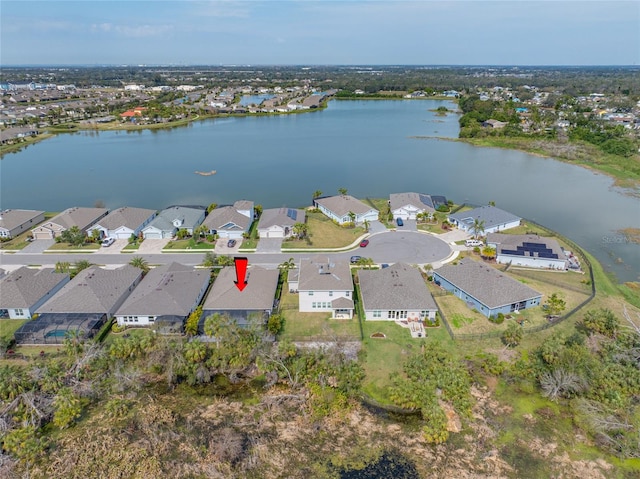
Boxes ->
[1,0,639,66]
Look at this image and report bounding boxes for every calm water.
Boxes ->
[1,100,638,281]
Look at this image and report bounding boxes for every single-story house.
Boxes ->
[448,206,521,235]
[31,207,109,240]
[487,233,568,270]
[202,200,254,240]
[483,119,507,129]
[389,193,448,221]
[199,265,279,330]
[0,209,45,239]
[87,206,157,240]
[115,262,210,329]
[314,195,378,226]
[257,207,306,238]
[141,205,205,239]
[433,259,542,318]
[0,266,70,319]
[289,256,354,319]
[358,263,438,322]
[15,265,142,344]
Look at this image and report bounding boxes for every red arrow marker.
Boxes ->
[234,257,248,291]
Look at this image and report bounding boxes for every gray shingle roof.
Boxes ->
[358,263,437,311]
[0,209,45,233]
[203,266,278,311]
[314,195,377,217]
[116,263,210,316]
[298,256,353,292]
[258,208,306,230]
[40,207,108,231]
[0,267,69,308]
[96,207,156,230]
[146,206,204,232]
[449,206,521,231]
[36,265,142,314]
[203,206,251,231]
[486,233,567,260]
[434,259,541,309]
[389,193,435,213]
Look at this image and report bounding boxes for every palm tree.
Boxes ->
[278,258,296,271]
[194,224,208,243]
[363,219,370,232]
[129,256,150,273]
[312,190,323,204]
[471,218,485,240]
[184,339,208,364]
[338,187,348,196]
[347,211,356,227]
[73,259,93,274]
[55,261,72,274]
[292,222,308,239]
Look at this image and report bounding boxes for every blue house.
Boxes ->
[433,259,542,318]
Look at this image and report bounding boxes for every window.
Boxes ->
[15,309,24,316]
[373,311,381,318]
[346,291,350,297]
[329,291,333,297]
[308,291,314,296]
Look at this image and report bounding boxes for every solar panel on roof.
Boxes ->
[418,194,434,208]
[523,242,547,248]
[287,208,297,221]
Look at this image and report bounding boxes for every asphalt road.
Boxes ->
[0,231,453,269]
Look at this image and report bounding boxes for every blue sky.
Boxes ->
[2,1,639,65]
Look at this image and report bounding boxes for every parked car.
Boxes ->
[396,217,404,227]
[350,255,362,264]
[227,239,237,248]
[359,239,369,247]
[381,263,389,269]
[465,239,484,247]
[101,237,115,247]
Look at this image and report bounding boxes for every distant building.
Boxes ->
[0,209,45,239]
[314,195,378,226]
[448,206,521,235]
[487,233,568,270]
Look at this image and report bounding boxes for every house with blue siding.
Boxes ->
[433,259,542,318]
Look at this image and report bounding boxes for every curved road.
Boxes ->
[0,231,454,269]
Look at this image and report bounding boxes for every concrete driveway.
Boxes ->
[256,237,283,253]
[366,220,387,235]
[16,239,55,254]
[398,219,418,231]
[98,238,128,254]
[136,239,171,254]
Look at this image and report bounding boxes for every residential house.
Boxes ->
[314,195,378,226]
[31,207,108,240]
[199,265,279,330]
[0,267,70,319]
[141,205,205,239]
[487,233,568,270]
[358,263,438,322]
[483,119,507,129]
[115,262,210,330]
[389,193,448,221]
[0,209,45,239]
[448,206,521,235]
[257,207,306,238]
[15,265,142,344]
[87,206,157,240]
[288,256,354,319]
[433,259,542,318]
[202,200,254,239]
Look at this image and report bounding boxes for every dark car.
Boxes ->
[396,217,404,227]
[227,239,237,248]
[350,255,362,264]
[359,239,369,247]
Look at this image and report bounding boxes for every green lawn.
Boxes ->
[0,319,27,342]
[163,239,215,250]
[282,210,365,249]
[278,290,360,340]
[47,242,101,251]
[122,243,141,251]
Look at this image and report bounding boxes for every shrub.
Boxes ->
[492,313,505,324]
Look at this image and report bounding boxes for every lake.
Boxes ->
[0,99,638,282]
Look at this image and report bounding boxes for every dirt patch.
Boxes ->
[370,332,386,338]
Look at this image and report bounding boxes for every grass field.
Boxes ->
[0,319,27,342]
[47,242,101,251]
[163,239,215,250]
[278,290,360,340]
[282,210,365,249]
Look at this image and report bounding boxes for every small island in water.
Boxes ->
[195,170,217,176]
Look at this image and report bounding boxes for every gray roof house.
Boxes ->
[289,256,354,318]
[257,207,306,238]
[448,206,521,235]
[88,206,157,240]
[0,209,45,239]
[200,265,279,329]
[389,193,447,221]
[0,266,70,319]
[314,195,378,225]
[203,200,254,239]
[433,259,542,318]
[14,265,143,344]
[115,262,210,331]
[31,207,109,240]
[487,233,568,270]
[358,263,438,322]
[141,206,205,239]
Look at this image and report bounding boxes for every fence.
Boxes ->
[434,215,596,342]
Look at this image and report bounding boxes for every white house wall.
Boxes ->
[497,255,567,270]
[299,290,352,312]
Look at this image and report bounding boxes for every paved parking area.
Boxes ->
[137,239,171,254]
[398,219,418,231]
[215,238,240,255]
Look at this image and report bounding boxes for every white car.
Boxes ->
[465,239,484,247]
[101,237,116,247]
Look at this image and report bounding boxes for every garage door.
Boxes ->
[144,232,162,239]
